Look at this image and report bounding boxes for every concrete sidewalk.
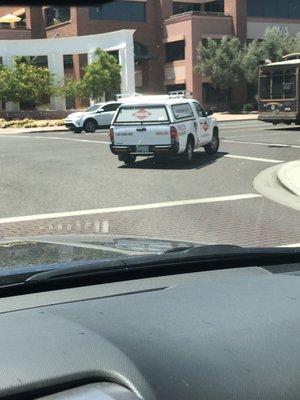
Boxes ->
[214,112,258,122]
[0,113,259,135]
[277,161,300,197]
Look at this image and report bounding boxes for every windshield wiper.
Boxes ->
[25,245,300,285]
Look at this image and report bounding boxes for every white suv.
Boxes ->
[109,96,219,165]
[65,101,122,133]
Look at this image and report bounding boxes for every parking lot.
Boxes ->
[0,120,299,247]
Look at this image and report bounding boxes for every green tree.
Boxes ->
[0,58,54,106]
[195,36,244,103]
[242,27,300,86]
[65,48,121,102]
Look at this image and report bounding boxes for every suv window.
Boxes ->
[193,101,206,118]
[171,103,194,120]
[102,103,122,112]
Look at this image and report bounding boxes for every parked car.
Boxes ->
[65,101,122,133]
[109,94,219,166]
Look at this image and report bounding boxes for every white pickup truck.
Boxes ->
[109,96,219,166]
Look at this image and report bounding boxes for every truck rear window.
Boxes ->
[115,106,169,124]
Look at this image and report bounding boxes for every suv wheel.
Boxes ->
[204,130,219,155]
[83,119,97,133]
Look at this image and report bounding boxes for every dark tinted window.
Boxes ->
[102,103,122,112]
[248,0,300,18]
[44,7,70,27]
[89,1,146,22]
[166,41,185,62]
[173,1,224,14]
[284,69,296,99]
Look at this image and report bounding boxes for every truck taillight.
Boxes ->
[109,127,114,143]
[170,126,179,142]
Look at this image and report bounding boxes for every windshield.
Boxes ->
[0,1,299,284]
[85,104,102,112]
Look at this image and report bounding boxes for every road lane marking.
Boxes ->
[0,134,286,163]
[221,123,265,130]
[0,194,262,225]
[222,139,300,149]
[224,154,284,163]
[0,135,108,144]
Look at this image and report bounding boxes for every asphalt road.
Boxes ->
[0,120,299,247]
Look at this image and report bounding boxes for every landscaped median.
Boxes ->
[277,161,300,197]
[0,118,66,129]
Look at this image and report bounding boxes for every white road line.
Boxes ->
[0,134,108,144]
[224,154,284,163]
[222,139,300,149]
[0,134,286,163]
[221,123,264,130]
[0,193,262,225]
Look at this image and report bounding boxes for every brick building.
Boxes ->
[0,0,300,108]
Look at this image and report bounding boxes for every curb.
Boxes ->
[277,160,300,197]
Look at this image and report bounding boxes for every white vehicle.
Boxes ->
[109,95,219,165]
[65,101,122,133]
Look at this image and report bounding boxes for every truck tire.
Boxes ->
[83,119,97,133]
[119,154,136,166]
[181,136,194,163]
[204,129,219,155]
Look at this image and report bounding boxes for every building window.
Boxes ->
[203,83,231,103]
[15,12,26,29]
[173,2,202,14]
[173,1,224,15]
[44,7,71,27]
[165,40,185,62]
[248,0,300,18]
[89,1,146,22]
[205,0,224,12]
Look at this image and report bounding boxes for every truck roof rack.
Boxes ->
[116,93,143,99]
[115,91,193,102]
[168,90,192,98]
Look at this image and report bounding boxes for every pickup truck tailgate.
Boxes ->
[114,125,171,146]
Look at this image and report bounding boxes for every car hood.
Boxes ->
[0,234,198,279]
[66,111,94,119]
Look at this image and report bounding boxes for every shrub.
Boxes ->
[36,121,49,127]
[243,103,254,113]
[55,120,65,126]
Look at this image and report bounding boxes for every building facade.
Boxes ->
[0,0,300,108]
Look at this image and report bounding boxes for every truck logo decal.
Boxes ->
[203,121,209,131]
[133,108,151,120]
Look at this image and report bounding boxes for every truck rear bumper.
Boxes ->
[110,143,179,156]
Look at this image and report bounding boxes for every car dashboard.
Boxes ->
[1,265,300,400]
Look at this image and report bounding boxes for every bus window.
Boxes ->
[260,70,271,99]
[272,70,284,99]
[283,69,296,99]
